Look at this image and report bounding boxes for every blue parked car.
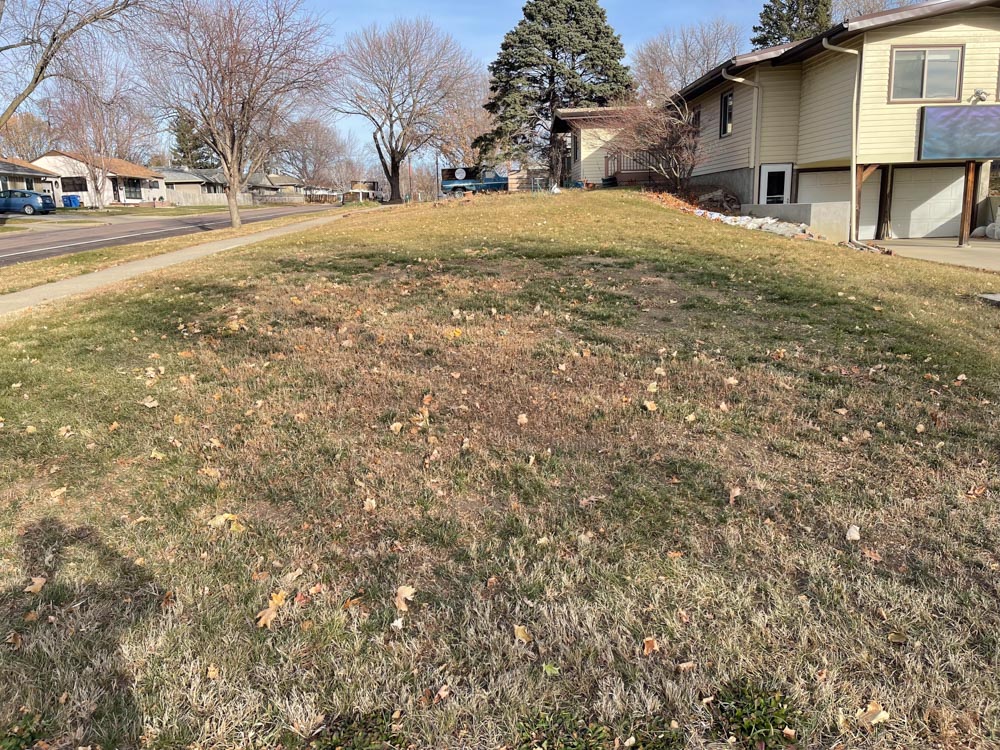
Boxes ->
[0,189,56,215]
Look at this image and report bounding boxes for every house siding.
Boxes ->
[757,64,802,165]
[797,39,860,168]
[858,7,1000,164]
[569,127,616,183]
[690,81,755,177]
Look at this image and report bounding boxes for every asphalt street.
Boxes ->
[0,205,326,268]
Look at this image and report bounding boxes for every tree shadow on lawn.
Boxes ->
[0,518,162,749]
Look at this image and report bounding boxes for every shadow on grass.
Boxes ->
[0,518,161,749]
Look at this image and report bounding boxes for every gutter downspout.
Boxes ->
[822,36,862,243]
[722,68,761,203]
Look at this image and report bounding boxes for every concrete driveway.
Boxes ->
[880,238,1000,272]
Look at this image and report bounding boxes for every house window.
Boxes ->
[720,90,734,138]
[691,108,702,134]
[62,176,87,192]
[123,178,142,200]
[890,47,962,101]
[24,177,34,190]
[147,180,159,190]
[572,132,581,161]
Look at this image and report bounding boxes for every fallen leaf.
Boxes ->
[391,617,404,631]
[394,585,416,612]
[150,449,166,461]
[206,664,219,680]
[667,551,684,559]
[433,684,451,704]
[887,632,908,645]
[140,396,159,409]
[916,423,926,434]
[642,400,658,412]
[724,377,739,386]
[23,577,46,594]
[517,413,529,426]
[677,661,697,673]
[643,637,660,656]
[256,590,287,629]
[514,624,533,644]
[782,727,796,740]
[862,547,882,562]
[389,422,403,434]
[49,487,67,500]
[728,486,742,505]
[846,525,861,542]
[856,701,890,727]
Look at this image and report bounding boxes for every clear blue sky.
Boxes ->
[311,0,762,67]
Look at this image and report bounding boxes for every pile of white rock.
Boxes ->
[971,223,1000,239]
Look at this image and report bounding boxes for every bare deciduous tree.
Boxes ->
[331,18,477,203]
[599,103,702,193]
[0,0,140,131]
[0,111,54,160]
[276,118,363,191]
[633,19,745,102]
[147,0,332,227]
[833,0,919,17]
[434,71,496,168]
[45,43,156,208]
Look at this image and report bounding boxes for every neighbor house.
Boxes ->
[0,156,58,193]
[552,107,669,188]
[676,0,1000,244]
[32,151,165,208]
[267,174,305,195]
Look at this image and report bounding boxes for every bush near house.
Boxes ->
[1,191,998,749]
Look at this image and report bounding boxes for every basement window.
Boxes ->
[890,47,962,101]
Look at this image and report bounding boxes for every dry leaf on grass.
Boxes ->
[256,590,287,629]
[23,577,46,594]
[394,585,416,612]
[517,413,529,426]
[514,624,533,644]
[846,525,861,542]
[856,701,890,728]
[643,637,660,656]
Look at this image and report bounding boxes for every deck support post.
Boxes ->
[959,160,977,248]
[875,165,893,241]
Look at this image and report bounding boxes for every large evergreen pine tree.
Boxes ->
[170,113,218,169]
[751,0,832,50]
[475,0,632,183]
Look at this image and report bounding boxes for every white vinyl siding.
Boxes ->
[858,7,1000,163]
[690,81,754,177]
[797,41,860,168]
[757,65,802,164]
[570,127,616,183]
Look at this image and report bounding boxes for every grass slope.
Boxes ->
[1,191,998,749]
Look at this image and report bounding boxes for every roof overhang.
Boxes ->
[678,0,1000,97]
[552,106,639,133]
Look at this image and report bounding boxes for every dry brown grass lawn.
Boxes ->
[1,191,999,749]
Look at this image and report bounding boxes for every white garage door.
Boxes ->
[890,167,965,239]
[797,170,880,240]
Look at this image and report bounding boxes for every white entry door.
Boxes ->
[759,164,793,204]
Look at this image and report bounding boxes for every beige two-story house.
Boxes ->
[679,0,1000,244]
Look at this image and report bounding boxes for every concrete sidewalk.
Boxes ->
[0,209,369,318]
[881,238,1000,272]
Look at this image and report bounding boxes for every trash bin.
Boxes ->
[62,195,81,208]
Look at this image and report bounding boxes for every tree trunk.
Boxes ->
[226,188,242,228]
[386,160,403,204]
[550,133,565,188]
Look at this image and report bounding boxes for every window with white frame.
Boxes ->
[890,47,963,101]
[719,90,734,138]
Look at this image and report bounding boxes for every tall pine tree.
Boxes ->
[170,113,218,169]
[751,0,832,49]
[474,0,632,183]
